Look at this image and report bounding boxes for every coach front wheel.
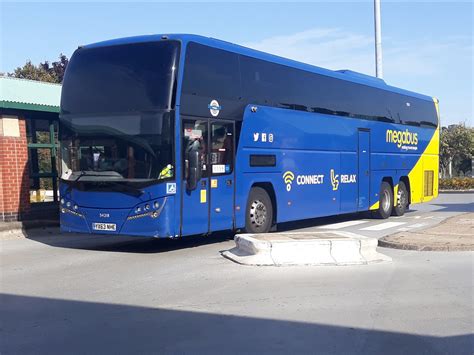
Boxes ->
[244,187,273,234]
[372,182,393,219]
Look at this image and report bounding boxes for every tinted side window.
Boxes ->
[240,58,287,107]
[181,43,437,127]
[240,56,396,122]
[250,155,276,167]
[210,122,234,175]
[396,95,438,127]
[181,42,242,119]
[182,119,209,179]
[240,55,437,127]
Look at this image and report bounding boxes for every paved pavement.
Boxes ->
[1,193,473,354]
[379,212,473,251]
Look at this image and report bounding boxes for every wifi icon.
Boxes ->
[283,171,295,191]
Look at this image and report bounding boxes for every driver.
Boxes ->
[158,164,174,179]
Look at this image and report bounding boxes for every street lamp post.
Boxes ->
[374,0,383,78]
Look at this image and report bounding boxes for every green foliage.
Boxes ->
[440,124,474,177]
[439,177,474,190]
[10,54,69,84]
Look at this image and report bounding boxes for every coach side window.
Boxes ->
[210,122,234,175]
[181,42,241,119]
[397,96,438,128]
[240,56,310,110]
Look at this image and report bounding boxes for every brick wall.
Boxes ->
[0,115,31,221]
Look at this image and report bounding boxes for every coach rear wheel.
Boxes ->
[372,182,393,219]
[245,187,273,234]
[392,181,409,216]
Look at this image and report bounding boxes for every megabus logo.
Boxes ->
[386,129,418,151]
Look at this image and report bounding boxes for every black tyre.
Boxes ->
[392,181,409,216]
[244,187,273,233]
[372,181,393,219]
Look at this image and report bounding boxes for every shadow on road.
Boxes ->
[23,228,235,254]
[277,211,371,232]
[23,213,371,254]
[22,197,472,254]
[1,293,471,354]
[429,203,473,213]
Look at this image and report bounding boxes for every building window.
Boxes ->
[26,119,59,203]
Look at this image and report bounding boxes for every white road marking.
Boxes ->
[318,220,369,230]
[360,221,406,231]
[409,223,428,228]
[397,223,427,231]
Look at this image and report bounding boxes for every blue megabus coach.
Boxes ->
[59,34,439,238]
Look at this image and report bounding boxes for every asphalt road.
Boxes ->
[1,193,473,354]
[282,191,473,238]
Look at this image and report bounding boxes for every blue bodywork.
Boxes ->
[233,105,434,226]
[60,181,175,237]
[60,34,438,238]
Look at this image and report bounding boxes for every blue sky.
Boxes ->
[1,1,472,126]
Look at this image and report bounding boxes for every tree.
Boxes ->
[41,54,69,83]
[440,124,474,177]
[10,54,69,84]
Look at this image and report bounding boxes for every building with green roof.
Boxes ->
[0,76,62,221]
[1,76,61,112]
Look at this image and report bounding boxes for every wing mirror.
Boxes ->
[185,150,201,191]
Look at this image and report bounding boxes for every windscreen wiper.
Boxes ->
[65,178,144,197]
[74,171,118,182]
[64,171,91,193]
[102,181,144,197]
[65,171,139,195]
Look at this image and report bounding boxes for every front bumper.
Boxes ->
[60,196,175,238]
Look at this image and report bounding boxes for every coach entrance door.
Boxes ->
[181,119,235,236]
[357,130,370,211]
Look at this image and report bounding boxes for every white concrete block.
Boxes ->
[222,231,391,267]
[271,240,334,265]
[222,248,274,266]
[360,237,392,263]
[245,232,339,265]
[235,234,270,255]
[330,239,365,265]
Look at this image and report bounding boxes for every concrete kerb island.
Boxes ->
[222,231,392,266]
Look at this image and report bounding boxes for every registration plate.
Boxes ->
[92,223,116,231]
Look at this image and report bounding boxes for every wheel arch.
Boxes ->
[382,176,394,189]
[399,176,411,204]
[250,182,277,226]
